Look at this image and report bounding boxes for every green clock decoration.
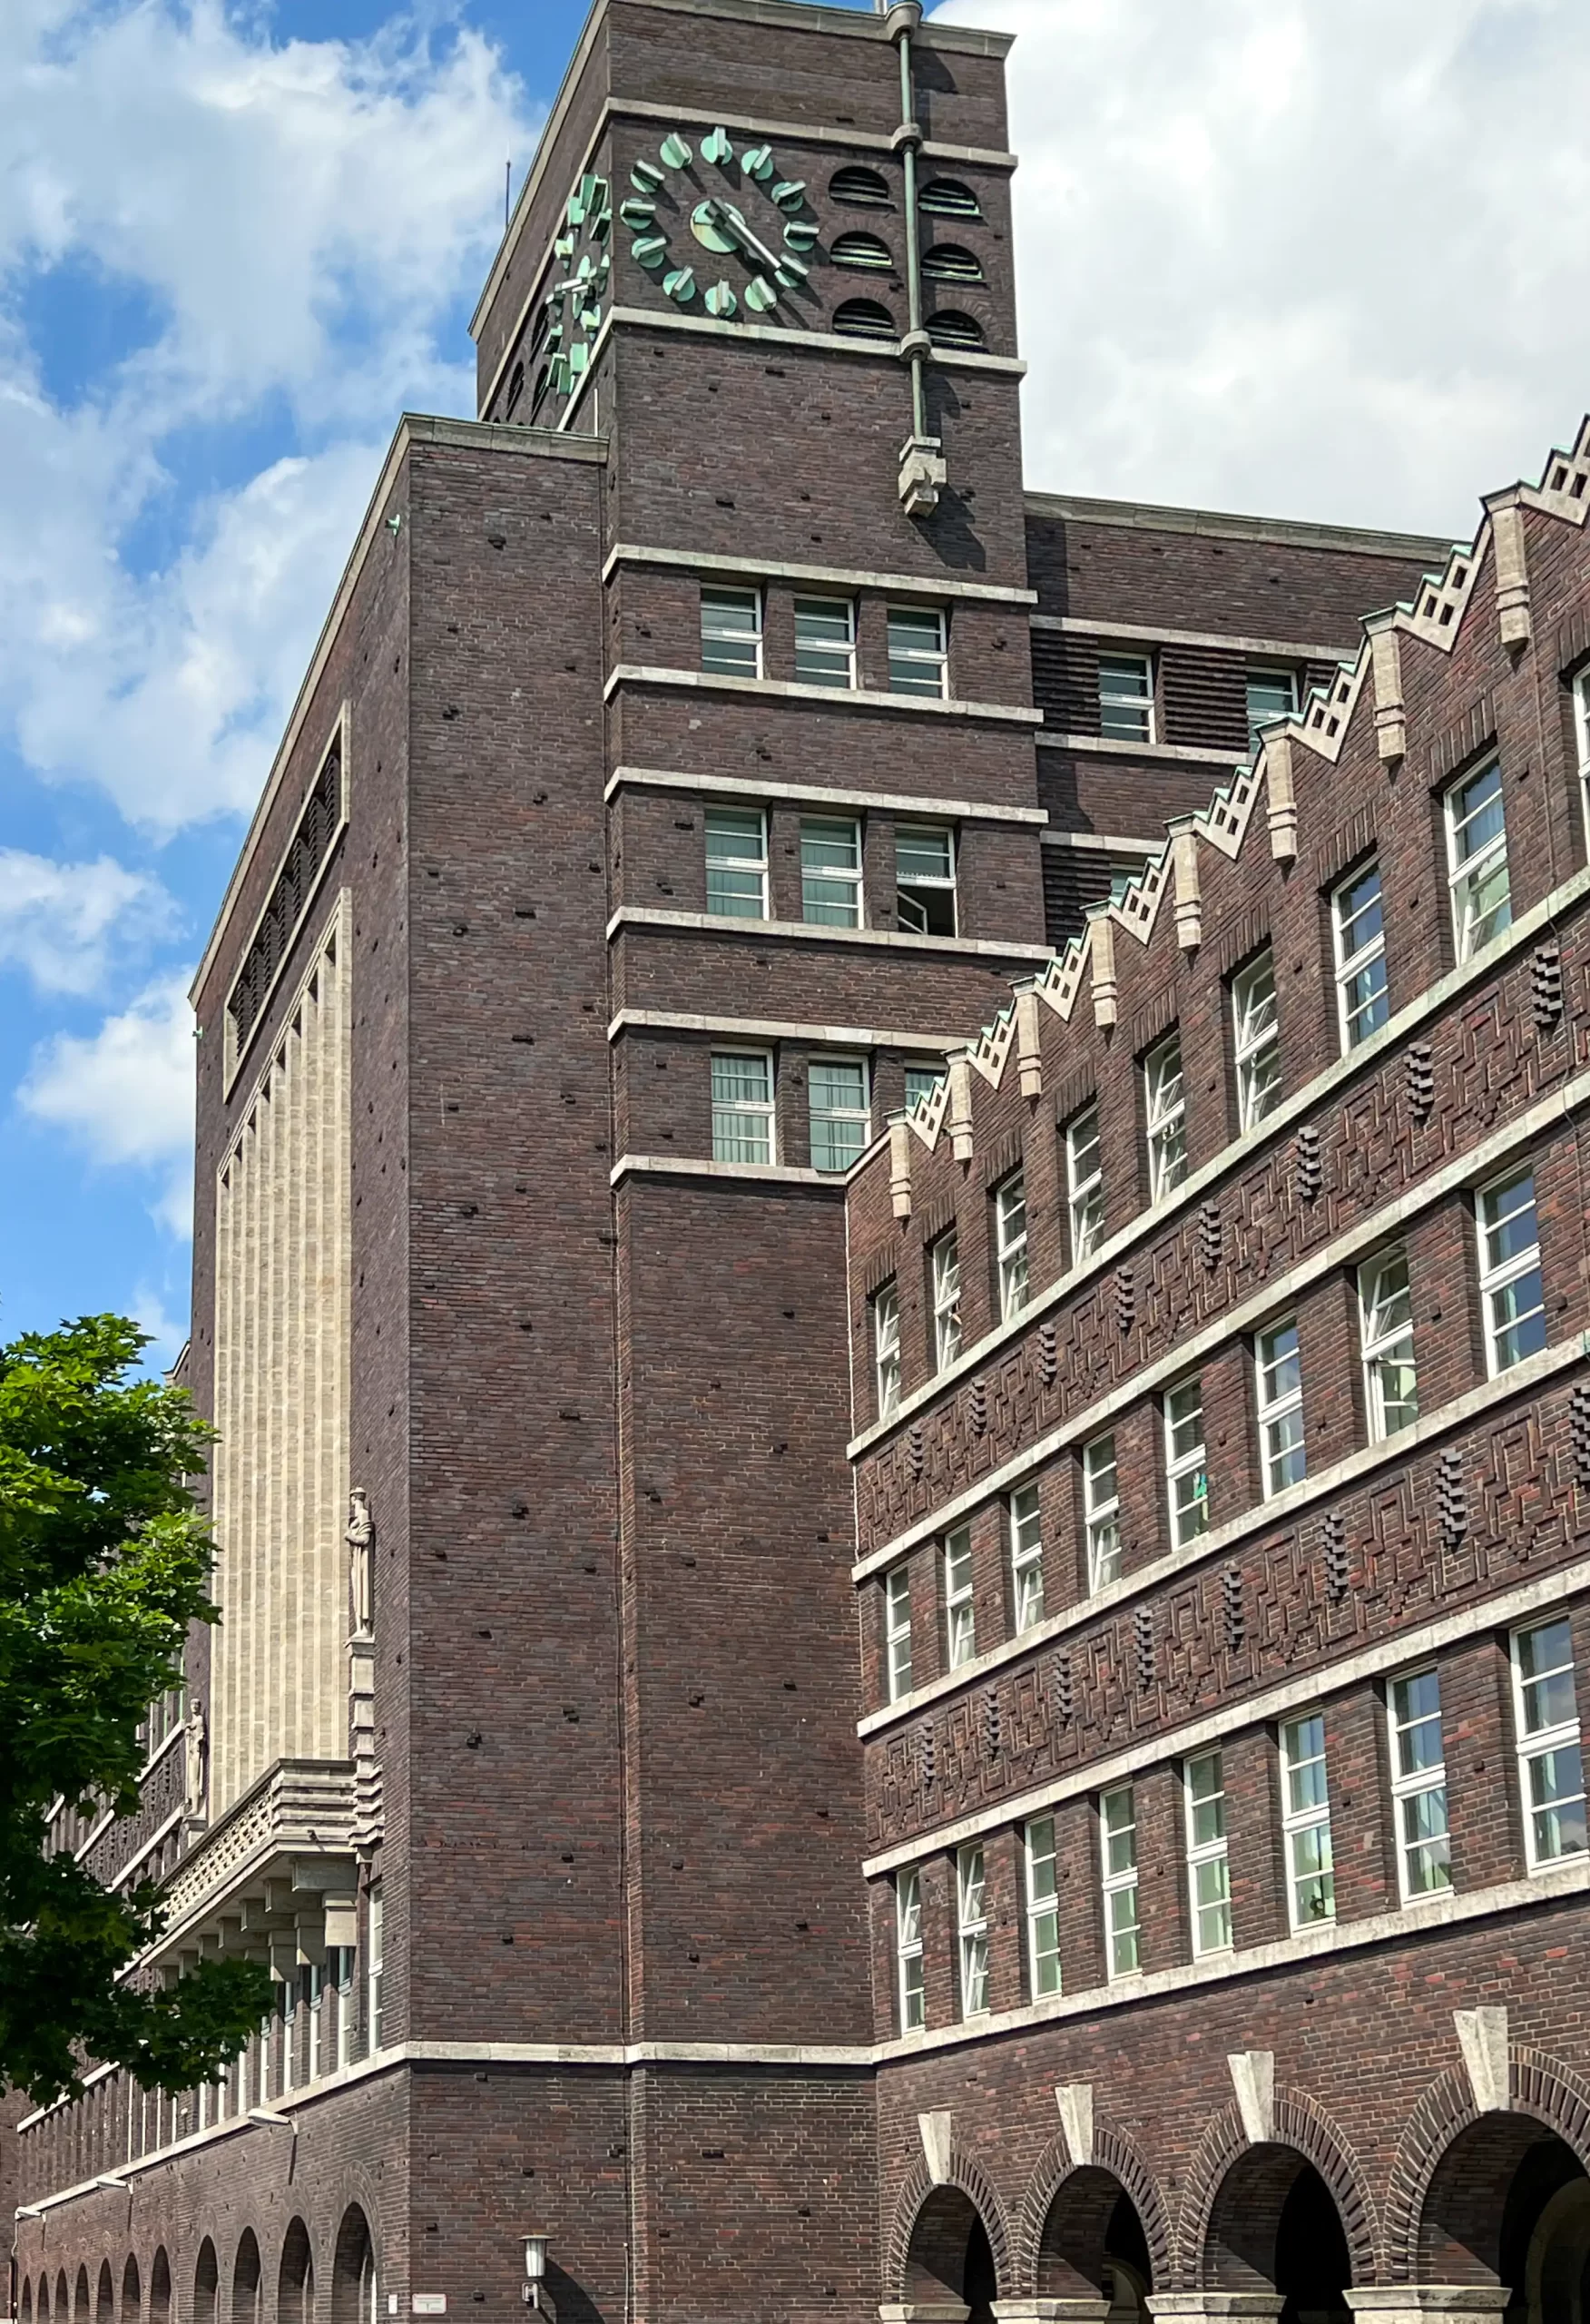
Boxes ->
[622,127,816,321]
[538,170,613,402]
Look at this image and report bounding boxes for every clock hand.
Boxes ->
[702,198,782,277]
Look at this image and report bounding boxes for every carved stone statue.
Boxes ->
[183,1702,208,1817]
[347,1486,374,1637]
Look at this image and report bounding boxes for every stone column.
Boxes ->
[1342,2290,1510,2324]
[878,2305,970,2324]
[993,2301,1112,2324]
[1147,2299,1284,2321]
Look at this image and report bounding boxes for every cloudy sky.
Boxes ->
[2,0,1586,1367]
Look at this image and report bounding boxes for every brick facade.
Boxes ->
[15,5,1580,2324]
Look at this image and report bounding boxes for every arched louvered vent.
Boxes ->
[833,297,898,341]
[921,243,983,283]
[832,231,894,271]
[530,363,551,417]
[927,310,986,351]
[829,163,892,207]
[504,362,525,420]
[919,177,981,217]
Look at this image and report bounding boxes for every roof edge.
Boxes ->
[1023,487,1454,564]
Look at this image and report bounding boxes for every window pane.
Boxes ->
[793,595,855,688]
[800,817,862,926]
[931,1231,962,1371]
[711,1051,773,1164]
[1066,1105,1104,1263]
[809,1057,869,1172]
[1334,862,1389,1049]
[1099,655,1153,743]
[888,607,947,696]
[897,825,957,936]
[1447,762,1512,957]
[1246,667,1298,747]
[704,807,767,918]
[701,586,761,677]
[1145,1033,1187,1202]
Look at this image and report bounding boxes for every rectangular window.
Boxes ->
[1009,1483,1045,1631]
[1245,665,1299,752]
[1098,654,1154,743]
[712,1050,775,1165]
[257,2014,271,2105]
[1575,668,1590,851]
[888,605,947,697]
[1083,1433,1122,1593]
[1359,1248,1418,1439]
[809,1056,869,1171]
[1232,948,1281,1132]
[1332,862,1389,1051]
[704,806,768,919]
[905,1061,946,1110]
[896,825,957,936]
[1065,1104,1104,1265]
[1184,1748,1232,1955]
[884,1565,914,1702]
[944,1526,976,1670]
[957,1843,989,2016]
[280,1976,298,2094]
[1389,1669,1452,1901]
[701,584,762,678]
[1477,1167,1546,1374]
[1281,1714,1335,1929]
[1445,761,1512,960]
[307,1962,325,2083]
[1144,1032,1187,1203]
[1257,1320,1306,1495]
[1100,1785,1140,1977]
[793,593,856,688]
[367,1884,384,2052]
[1165,1378,1209,1546]
[1024,1817,1063,1999]
[800,815,863,926]
[995,1172,1029,1320]
[895,1868,926,2032]
[930,1230,962,1371]
[873,1281,901,1418]
[1513,1617,1586,1870]
[335,1946,354,2072]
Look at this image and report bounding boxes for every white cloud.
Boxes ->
[0,847,172,993]
[19,973,196,1236]
[937,0,1590,535]
[0,0,539,832]
[131,1282,190,1373]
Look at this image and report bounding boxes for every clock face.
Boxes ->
[622,127,816,320]
[535,170,613,410]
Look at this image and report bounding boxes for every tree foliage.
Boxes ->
[0,1315,273,2104]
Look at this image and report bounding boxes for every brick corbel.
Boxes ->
[1369,621,1407,763]
[1085,907,1117,1029]
[1169,819,1202,951]
[1264,733,1298,862]
[1489,497,1533,646]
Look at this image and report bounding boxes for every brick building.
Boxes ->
[10,3,1590,2322]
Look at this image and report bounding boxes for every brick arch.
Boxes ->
[1014,2126,1173,2295]
[1384,2048,1590,2283]
[885,2151,1015,2303]
[1178,2091,1378,2291]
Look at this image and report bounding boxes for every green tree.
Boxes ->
[0,1314,273,2104]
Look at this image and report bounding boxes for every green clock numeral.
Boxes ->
[551,354,572,395]
[591,207,612,242]
[704,281,739,319]
[620,198,656,229]
[555,235,574,261]
[663,269,697,305]
[579,305,603,333]
[631,159,664,192]
[770,180,807,210]
[741,144,775,182]
[774,257,809,288]
[744,276,779,313]
[632,235,668,269]
[782,221,820,252]
[659,132,693,170]
[568,344,589,379]
[701,126,734,167]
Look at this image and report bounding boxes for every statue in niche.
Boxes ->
[347,1486,374,1637]
[183,1701,208,1817]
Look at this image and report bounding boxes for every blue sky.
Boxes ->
[4,0,1589,1370]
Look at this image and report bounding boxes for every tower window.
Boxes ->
[896,825,956,935]
[921,244,983,283]
[831,231,894,271]
[926,310,986,351]
[700,585,762,679]
[829,164,892,207]
[833,297,898,340]
[919,177,981,218]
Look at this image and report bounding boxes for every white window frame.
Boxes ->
[1100,1784,1140,1979]
[884,1565,913,1702]
[1023,1816,1062,1999]
[888,605,948,698]
[1098,653,1154,743]
[1444,760,1512,961]
[957,1842,989,2016]
[1245,665,1299,753]
[792,593,857,689]
[905,1061,946,1111]
[872,1280,900,1418]
[1164,1376,1209,1547]
[1511,1618,1587,1874]
[1359,1247,1418,1440]
[995,1171,1029,1320]
[1477,1167,1546,1376]
[800,815,863,927]
[1281,1714,1335,1930]
[711,1049,776,1165]
[1232,947,1281,1134]
[1332,861,1389,1052]
[367,1883,384,2053]
[1009,1483,1045,1631]
[1065,1104,1104,1265]
[1183,1748,1232,1956]
[1388,1668,1452,1903]
[335,1945,355,2072]
[930,1229,962,1371]
[808,1054,870,1173]
[703,805,769,919]
[280,1974,299,2095]
[896,824,957,936]
[1083,1433,1121,1594]
[944,1525,976,1670]
[895,1868,926,2031]
[1143,1031,1187,1203]
[1256,1319,1306,1496]
[1575,666,1590,852]
[700,583,763,679]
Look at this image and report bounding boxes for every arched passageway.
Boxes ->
[192,2241,218,2324]
[331,2207,378,2324]
[1036,2166,1153,2320]
[231,2231,261,2324]
[904,2187,998,2324]
[280,2221,315,2324]
[148,2250,172,2324]
[1203,2143,1353,2322]
[122,2254,141,2324]
[95,2262,114,2324]
[1420,2112,1590,2320]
